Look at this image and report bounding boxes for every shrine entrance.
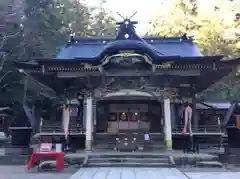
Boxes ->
[96,90,163,134]
[107,103,150,133]
[94,90,165,151]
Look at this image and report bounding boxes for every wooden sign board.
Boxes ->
[144,133,150,141]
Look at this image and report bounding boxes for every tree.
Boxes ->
[55,0,92,37]
[147,0,239,56]
[0,0,26,110]
[52,0,117,38]
[23,0,68,58]
[147,0,240,101]
[87,0,117,37]
[0,0,25,66]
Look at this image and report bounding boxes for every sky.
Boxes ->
[85,0,239,34]
[85,0,176,34]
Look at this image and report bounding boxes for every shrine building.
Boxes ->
[14,19,240,151]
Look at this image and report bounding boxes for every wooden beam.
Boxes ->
[57,72,102,78]
[56,70,201,78]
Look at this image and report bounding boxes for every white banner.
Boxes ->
[182,106,192,135]
[62,106,70,140]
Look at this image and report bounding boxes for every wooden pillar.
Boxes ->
[170,103,176,130]
[164,98,172,150]
[192,96,198,130]
[92,100,97,147]
[85,96,93,151]
[82,99,87,130]
[235,115,240,129]
[33,101,42,133]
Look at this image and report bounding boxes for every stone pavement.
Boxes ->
[1,166,240,179]
[69,168,240,179]
[187,172,240,179]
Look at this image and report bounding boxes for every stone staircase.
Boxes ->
[94,133,165,151]
[148,133,165,151]
[84,153,174,167]
[94,133,117,150]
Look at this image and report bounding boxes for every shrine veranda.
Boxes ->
[13,19,240,151]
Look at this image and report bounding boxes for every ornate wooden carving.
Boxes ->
[91,76,181,101]
[101,52,152,67]
[70,75,197,102]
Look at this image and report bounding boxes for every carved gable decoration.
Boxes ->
[102,50,152,67]
[111,56,142,66]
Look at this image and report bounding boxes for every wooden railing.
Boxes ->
[40,125,84,133]
[39,124,224,135]
[173,125,224,133]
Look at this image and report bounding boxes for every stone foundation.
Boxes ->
[4,144,33,155]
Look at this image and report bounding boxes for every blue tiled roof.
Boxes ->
[196,102,232,109]
[150,42,203,57]
[56,39,203,60]
[57,20,204,60]
[57,44,104,59]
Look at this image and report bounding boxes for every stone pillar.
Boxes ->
[164,98,172,150]
[85,96,93,151]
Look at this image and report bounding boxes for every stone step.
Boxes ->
[94,141,164,144]
[88,157,169,163]
[95,140,165,144]
[0,155,30,165]
[197,161,223,168]
[95,134,164,140]
[225,154,240,165]
[95,134,165,151]
[95,137,165,142]
[95,141,165,145]
[85,162,174,168]
[95,136,117,141]
[94,143,165,147]
[87,154,170,158]
[94,145,165,151]
[94,142,165,150]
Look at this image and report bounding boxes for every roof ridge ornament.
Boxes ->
[181,33,194,41]
[182,33,188,40]
[115,12,141,40]
[116,11,138,21]
[67,33,75,46]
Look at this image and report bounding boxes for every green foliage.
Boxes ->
[0,0,117,106]
[87,0,117,37]
[147,0,239,56]
[147,0,240,101]
[23,0,66,58]
[54,0,92,37]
